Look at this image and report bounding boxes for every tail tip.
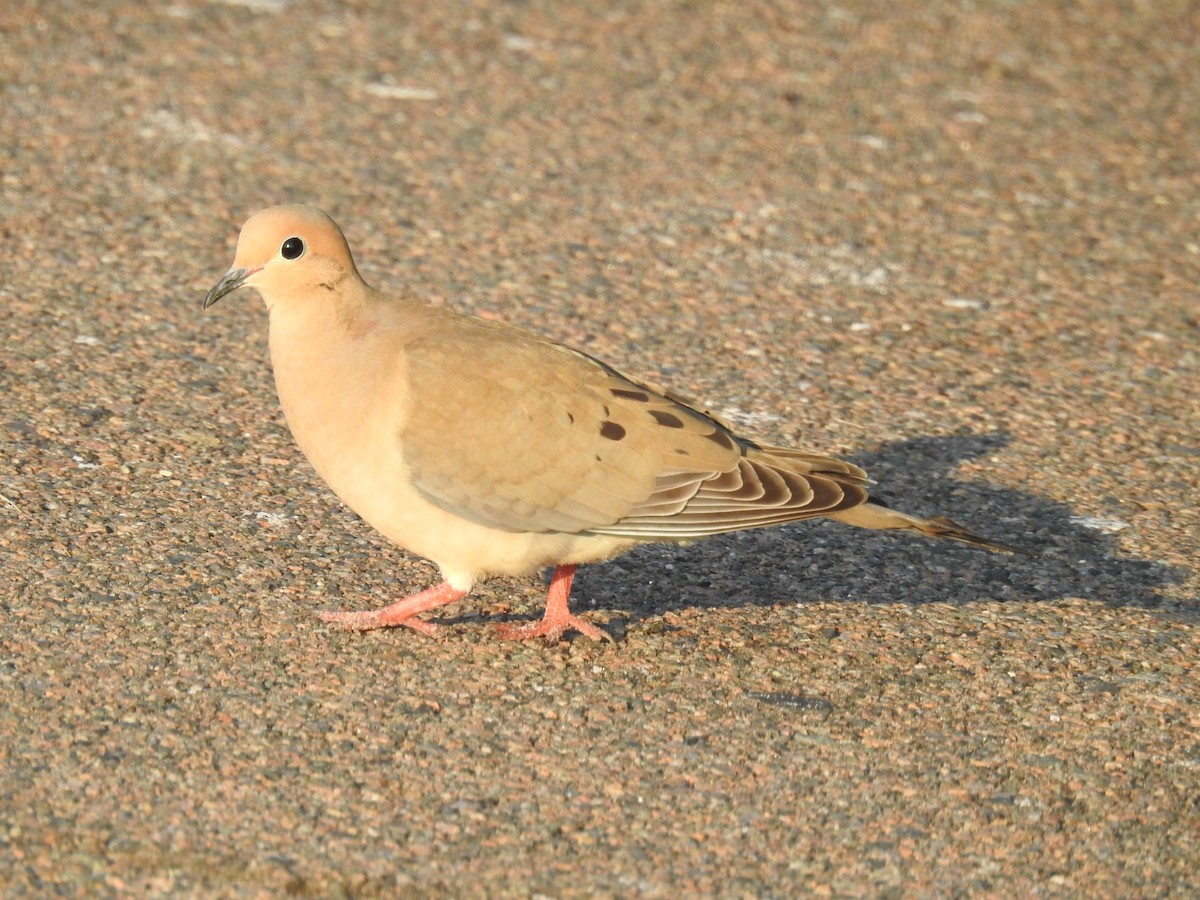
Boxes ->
[925,515,1042,558]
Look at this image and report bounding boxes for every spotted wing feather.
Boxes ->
[401,310,869,539]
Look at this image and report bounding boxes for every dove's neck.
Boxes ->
[265,280,401,463]
[267,276,394,370]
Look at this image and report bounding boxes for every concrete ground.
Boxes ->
[2,1,1197,896]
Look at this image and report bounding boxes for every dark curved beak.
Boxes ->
[203,266,257,309]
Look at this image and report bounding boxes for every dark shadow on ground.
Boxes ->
[541,432,1193,632]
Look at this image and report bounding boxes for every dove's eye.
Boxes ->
[281,237,305,260]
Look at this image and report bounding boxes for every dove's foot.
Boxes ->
[493,564,613,643]
[494,612,610,643]
[318,581,467,636]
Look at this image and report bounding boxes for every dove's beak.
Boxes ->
[203,266,260,309]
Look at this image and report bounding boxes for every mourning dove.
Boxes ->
[204,205,1030,642]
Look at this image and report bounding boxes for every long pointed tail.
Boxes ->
[829,499,1039,557]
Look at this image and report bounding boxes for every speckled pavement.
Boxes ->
[2,2,1198,896]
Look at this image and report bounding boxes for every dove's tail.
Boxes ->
[829,499,1039,558]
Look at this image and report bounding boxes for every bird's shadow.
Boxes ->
[547,431,1194,631]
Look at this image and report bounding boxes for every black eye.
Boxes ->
[280,236,305,260]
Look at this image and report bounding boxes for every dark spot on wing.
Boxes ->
[600,421,626,441]
[566,411,575,424]
[649,410,684,428]
[704,430,735,450]
[611,388,650,402]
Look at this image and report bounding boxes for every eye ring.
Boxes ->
[280,236,305,260]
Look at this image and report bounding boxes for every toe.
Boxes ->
[494,615,609,643]
[318,609,439,636]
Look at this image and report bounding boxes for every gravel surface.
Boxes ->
[2,1,1198,896]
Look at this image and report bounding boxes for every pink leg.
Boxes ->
[494,565,611,643]
[318,581,467,637]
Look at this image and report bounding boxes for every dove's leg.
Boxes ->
[494,565,611,643]
[318,581,467,636]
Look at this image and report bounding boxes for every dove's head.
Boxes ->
[203,205,363,310]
